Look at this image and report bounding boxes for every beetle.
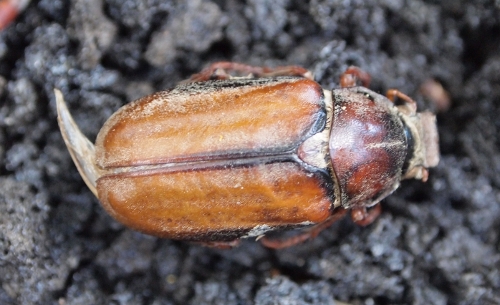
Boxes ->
[55,62,439,249]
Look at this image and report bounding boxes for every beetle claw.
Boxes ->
[55,89,101,196]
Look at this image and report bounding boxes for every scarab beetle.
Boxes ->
[55,62,439,248]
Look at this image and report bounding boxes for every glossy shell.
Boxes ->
[95,77,334,241]
[330,87,407,208]
[55,64,439,246]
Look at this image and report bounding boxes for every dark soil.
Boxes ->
[1,1,500,304]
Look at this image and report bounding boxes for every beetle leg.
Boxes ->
[404,166,429,182]
[386,89,418,115]
[350,204,381,226]
[339,66,371,88]
[194,239,241,249]
[186,61,313,83]
[184,64,232,82]
[254,64,313,79]
[260,208,348,249]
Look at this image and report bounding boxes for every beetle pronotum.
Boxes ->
[56,62,439,249]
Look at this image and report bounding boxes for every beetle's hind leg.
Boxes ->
[193,239,241,249]
[185,61,313,83]
[260,208,348,249]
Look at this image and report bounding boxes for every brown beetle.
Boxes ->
[55,62,439,249]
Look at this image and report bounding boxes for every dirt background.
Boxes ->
[1,0,500,304]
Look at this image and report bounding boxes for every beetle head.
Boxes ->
[398,109,439,182]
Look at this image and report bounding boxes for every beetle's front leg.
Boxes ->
[350,204,381,226]
[339,66,371,88]
[185,61,313,83]
[386,89,418,114]
[260,208,348,249]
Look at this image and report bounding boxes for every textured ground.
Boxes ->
[1,1,500,304]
